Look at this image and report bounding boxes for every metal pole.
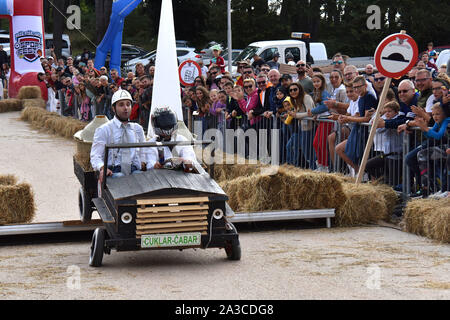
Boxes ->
[356,77,392,183]
[227,0,232,72]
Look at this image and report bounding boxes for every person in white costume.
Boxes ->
[146,107,197,171]
[90,90,147,184]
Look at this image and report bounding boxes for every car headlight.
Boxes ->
[121,212,133,224]
[213,208,224,220]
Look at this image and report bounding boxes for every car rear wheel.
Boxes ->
[79,187,93,223]
[89,228,106,267]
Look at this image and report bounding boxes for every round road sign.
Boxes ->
[374,33,418,79]
[178,60,201,87]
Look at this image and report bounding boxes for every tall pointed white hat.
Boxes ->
[147,0,183,138]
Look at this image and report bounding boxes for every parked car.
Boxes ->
[177,47,203,64]
[124,50,157,73]
[228,40,308,75]
[124,47,202,73]
[309,42,328,62]
[76,44,148,67]
[433,45,450,54]
[221,49,243,66]
[105,44,148,67]
[436,49,450,68]
[45,34,72,58]
[176,40,190,48]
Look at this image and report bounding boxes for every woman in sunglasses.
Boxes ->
[284,83,317,168]
[308,73,332,172]
[235,78,260,127]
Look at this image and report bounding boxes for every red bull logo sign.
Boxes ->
[14,30,43,63]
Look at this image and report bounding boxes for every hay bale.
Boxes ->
[404,197,450,242]
[17,86,42,100]
[0,176,35,225]
[0,99,23,113]
[22,98,46,109]
[0,174,17,186]
[336,183,391,227]
[20,106,87,139]
[220,166,346,213]
[74,152,93,172]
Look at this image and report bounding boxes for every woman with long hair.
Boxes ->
[285,82,317,168]
[78,82,92,122]
[195,86,212,134]
[309,73,332,171]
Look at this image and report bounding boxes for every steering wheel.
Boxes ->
[162,157,184,170]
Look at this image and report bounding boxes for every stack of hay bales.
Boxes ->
[219,165,346,213]
[21,106,87,139]
[0,175,35,225]
[17,86,46,109]
[0,86,45,113]
[73,115,109,172]
[336,182,397,226]
[214,159,398,227]
[404,197,450,243]
[0,98,22,113]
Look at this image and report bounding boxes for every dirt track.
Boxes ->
[0,111,449,300]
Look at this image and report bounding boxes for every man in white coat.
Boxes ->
[90,90,147,183]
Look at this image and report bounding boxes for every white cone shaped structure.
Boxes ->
[147,0,183,138]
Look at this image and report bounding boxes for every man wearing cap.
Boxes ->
[285,52,295,64]
[280,74,293,91]
[267,52,280,70]
[90,89,147,184]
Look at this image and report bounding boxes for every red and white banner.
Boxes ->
[12,15,44,75]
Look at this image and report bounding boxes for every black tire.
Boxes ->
[89,228,106,267]
[225,222,241,260]
[225,241,241,261]
[79,187,93,223]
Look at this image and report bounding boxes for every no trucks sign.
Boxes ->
[178,60,201,87]
[374,33,418,78]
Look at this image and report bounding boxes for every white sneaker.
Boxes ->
[363,173,369,182]
[347,165,356,178]
[428,191,448,199]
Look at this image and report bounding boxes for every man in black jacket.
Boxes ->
[0,45,8,67]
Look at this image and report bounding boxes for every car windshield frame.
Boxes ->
[232,46,260,66]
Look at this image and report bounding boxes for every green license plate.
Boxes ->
[141,232,202,249]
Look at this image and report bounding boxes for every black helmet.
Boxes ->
[151,107,178,139]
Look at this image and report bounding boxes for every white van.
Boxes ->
[44,34,72,58]
[310,42,328,62]
[229,40,307,74]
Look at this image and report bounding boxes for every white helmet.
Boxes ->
[111,89,133,106]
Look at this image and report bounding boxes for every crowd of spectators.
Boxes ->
[3,43,447,199]
[179,47,450,198]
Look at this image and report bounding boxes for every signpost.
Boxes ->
[178,59,201,87]
[356,31,418,184]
